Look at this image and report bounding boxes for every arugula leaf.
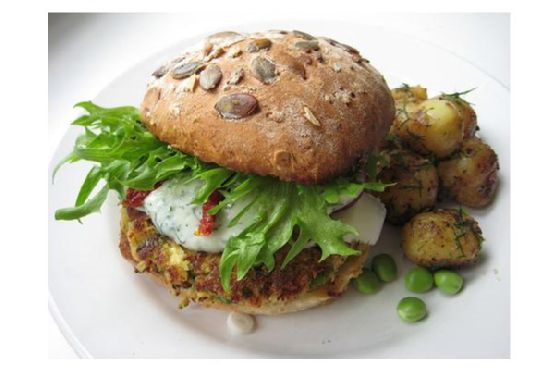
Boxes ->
[216,178,360,291]
[189,167,233,204]
[75,166,103,207]
[52,152,79,183]
[55,184,109,220]
[55,102,388,292]
[55,101,204,218]
[319,177,364,205]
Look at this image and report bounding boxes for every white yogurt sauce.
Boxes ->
[144,175,251,253]
[227,311,256,335]
[144,176,386,254]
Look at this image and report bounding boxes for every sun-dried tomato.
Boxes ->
[195,191,223,236]
[122,182,162,208]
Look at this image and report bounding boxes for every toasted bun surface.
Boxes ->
[141,30,395,184]
[120,207,370,315]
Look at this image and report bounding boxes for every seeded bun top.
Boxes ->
[140,30,395,184]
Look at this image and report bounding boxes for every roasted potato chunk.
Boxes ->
[438,93,477,139]
[401,209,483,268]
[391,98,464,159]
[391,84,428,103]
[390,85,428,142]
[438,137,499,208]
[376,148,439,225]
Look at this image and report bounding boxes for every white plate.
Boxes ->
[48,21,510,358]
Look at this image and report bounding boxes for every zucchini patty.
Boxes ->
[119,207,370,314]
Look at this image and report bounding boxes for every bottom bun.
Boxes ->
[119,206,370,315]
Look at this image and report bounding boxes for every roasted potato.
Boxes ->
[401,209,483,268]
[438,93,477,139]
[390,85,428,143]
[376,148,439,225]
[438,137,499,208]
[391,98,464,159]
[391,84,428,103]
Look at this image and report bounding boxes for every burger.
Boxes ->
[54,30,395,315]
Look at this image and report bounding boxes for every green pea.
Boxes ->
[397,297,427,323]
[434,270,464,295]
[354,269,381,294]
[371,253,398,282]
[404,266,434,293]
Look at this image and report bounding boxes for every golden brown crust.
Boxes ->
[140,30,394,184]
[198,248,369,315]
[401,209,483,269]
[119,206,370,315]
[376,147,439,225]
[437,137,499,208]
